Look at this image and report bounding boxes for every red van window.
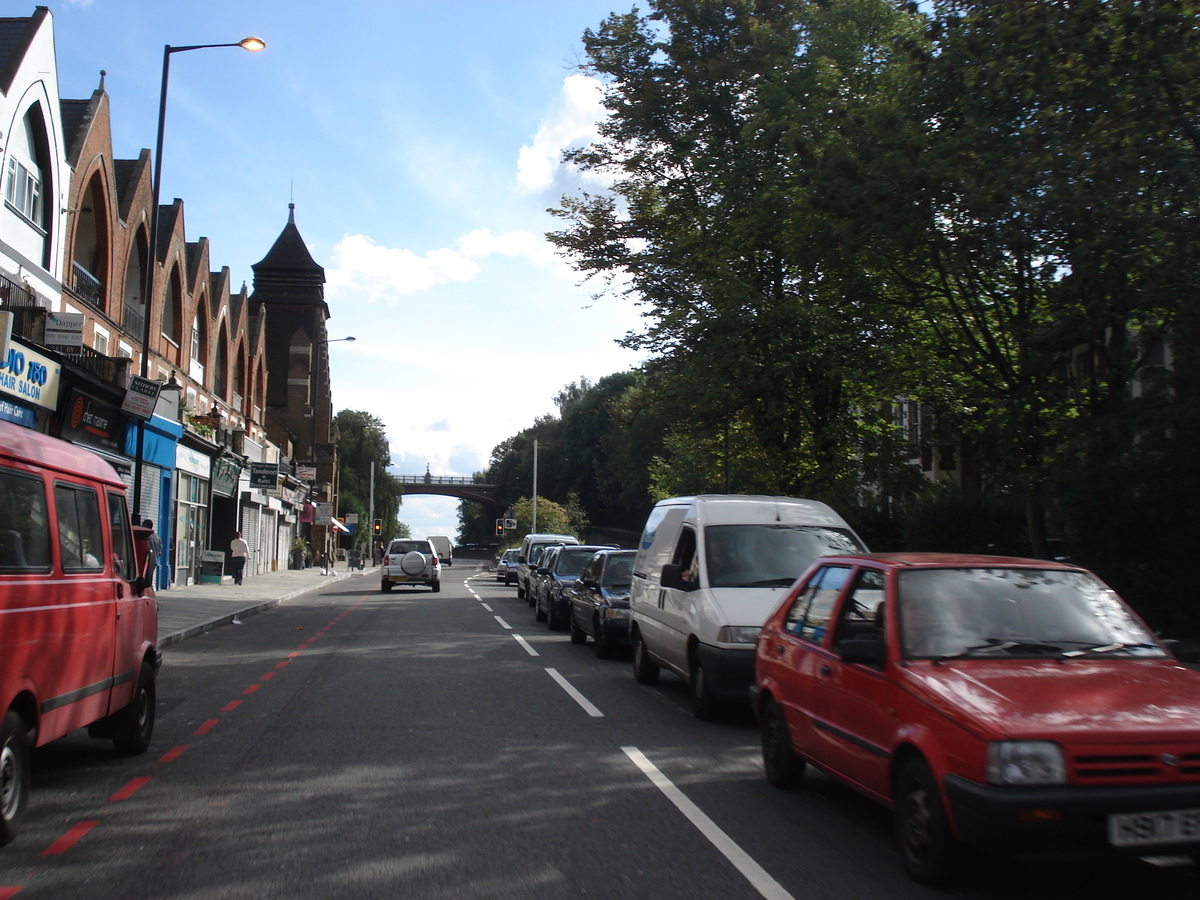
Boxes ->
[107,490,135,582]
[0,466,52,572]
[55,483,104,571]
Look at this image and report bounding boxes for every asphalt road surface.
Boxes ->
[3,564,1197,898]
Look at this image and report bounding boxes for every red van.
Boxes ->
[0,420,160,846]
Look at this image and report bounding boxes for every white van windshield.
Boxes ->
[704,524,864,588]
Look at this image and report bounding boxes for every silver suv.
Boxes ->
[380,539,441,592]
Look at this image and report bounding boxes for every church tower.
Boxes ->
[250,204,340,554]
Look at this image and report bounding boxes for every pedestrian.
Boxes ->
[230,531,250,585]
[143,519,162,589]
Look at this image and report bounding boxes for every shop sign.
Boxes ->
[212,456,242,497]
[315,501,334,525]
[176,443,211,478]
[297,465,316,481]
[0,339,60,410]
[249,462,279,489]
[59,389,125,452]
[0,396,36,427]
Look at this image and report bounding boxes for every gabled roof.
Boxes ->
[0,8,46,98]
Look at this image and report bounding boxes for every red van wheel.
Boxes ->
[1,710,31,846]
[114,662,156,756]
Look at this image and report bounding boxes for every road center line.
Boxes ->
[480,602,493,612]
[545,668,604,717]
[493,615,512,630]
[512,634,539,657]
[622,747,794,900]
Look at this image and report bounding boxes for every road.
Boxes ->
[2,564,1197,898]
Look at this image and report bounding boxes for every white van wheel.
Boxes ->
[0,710,30,846]
[689,656,718,720]
[632,630,659,684]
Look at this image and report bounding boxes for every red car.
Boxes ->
[753,552,1200,884]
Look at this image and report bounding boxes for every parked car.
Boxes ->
[535,545,613,630]
[529,544,565,619]
[630,495,865,719]
[516,533,578,601]
[753,551,1200,884]
[568,549,636,657]
[0,422,160,846]
[496,548,519,584]
[380,539,441,592]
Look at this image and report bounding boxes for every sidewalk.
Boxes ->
[156,565,369,646]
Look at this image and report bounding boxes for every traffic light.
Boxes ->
[372,518,382,536]
[495,519,504,536]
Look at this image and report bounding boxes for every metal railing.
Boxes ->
[0,271,39,308]
[396,474,492,486]
[70,262,103,308]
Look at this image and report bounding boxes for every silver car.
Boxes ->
[380,539,441,592]
[496,548,519,584]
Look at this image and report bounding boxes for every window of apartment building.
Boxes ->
[93,324,110,356]
[5,156,42,224]
[189,311,206,384]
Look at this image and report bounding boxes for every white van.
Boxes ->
[426,535,453,567]
[629,495,865,719]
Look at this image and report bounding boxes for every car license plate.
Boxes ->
[1109,808,1200,847]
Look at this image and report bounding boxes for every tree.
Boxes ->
[334,410,405,542]
[549,0,926,510]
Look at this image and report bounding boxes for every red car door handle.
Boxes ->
[820,665,832,676]
[774,644,785,655]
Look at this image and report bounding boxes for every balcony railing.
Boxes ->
[0,271,40,308]
[70,262,103,308]
[122,306,145,339]
[51,344,132,384]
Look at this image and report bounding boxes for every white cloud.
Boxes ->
[517,74,607,194]
[327,228,566,303]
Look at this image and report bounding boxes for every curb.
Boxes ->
[159,571,355,647]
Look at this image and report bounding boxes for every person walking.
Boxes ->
[230,531,250,585]
[143,519,162,589]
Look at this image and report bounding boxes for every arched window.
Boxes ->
[214,326,229,401]
[69,173,108,310]
[122,228,148,336]
[162,266,183,365]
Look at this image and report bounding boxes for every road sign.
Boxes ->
[504,518,517,530]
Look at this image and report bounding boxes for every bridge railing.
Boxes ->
[396,474,493,486]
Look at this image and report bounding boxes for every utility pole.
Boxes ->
[531,439,538,534]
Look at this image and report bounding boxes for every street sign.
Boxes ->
[504,518,517,530]
[121,375,161,421]
[345,513,359,524]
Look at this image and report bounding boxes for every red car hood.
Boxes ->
[905,659,1200,743]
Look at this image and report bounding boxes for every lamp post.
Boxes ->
[132,36,265,521]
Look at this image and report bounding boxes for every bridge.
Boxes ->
[394,474,495,506]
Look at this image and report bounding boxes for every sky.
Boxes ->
[45,0,648,541]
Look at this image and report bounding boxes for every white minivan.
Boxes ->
[629,495,865,719]
[426,535,453,567]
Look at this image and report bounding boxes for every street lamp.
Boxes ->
[324,336,356,343]
[132,36,265,519]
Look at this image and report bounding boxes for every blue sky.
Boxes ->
[47,0,646,541]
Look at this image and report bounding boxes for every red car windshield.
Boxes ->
[897,567,1164,660]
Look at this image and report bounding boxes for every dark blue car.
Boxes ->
[567,549,635,657]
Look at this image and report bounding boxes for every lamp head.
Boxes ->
[239,36,266,52]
